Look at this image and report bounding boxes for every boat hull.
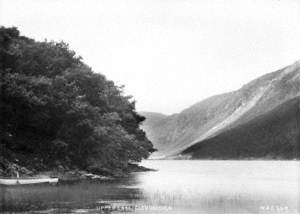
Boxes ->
[0,178,59,185]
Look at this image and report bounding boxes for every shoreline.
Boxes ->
[0,162,155,184]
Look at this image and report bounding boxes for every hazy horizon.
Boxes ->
[1,0,300,114]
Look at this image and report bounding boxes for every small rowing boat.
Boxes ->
[0,171,59,186]
[0,177,59,185]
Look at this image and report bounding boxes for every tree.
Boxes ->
[0,26,155,173]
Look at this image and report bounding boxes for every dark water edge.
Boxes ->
[0,180,142,213]
[0,164,154,213]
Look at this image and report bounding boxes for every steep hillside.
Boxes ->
[140,112,167,152]
[140,112,167,128]
[142,61,300,158]
[182,97,300,159]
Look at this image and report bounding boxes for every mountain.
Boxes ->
[140,112,167,152]
[141,60,300,158]
[140,112,167,128]
[182,96,300,159]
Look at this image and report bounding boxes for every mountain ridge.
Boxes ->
[141,60,300,158]
[182,96,300,159]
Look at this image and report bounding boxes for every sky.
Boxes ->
[1,0,300,115]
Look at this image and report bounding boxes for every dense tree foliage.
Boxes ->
[0,27,155,173]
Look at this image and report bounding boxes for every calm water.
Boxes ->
[0,160,299,214]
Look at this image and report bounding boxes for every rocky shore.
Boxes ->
[0,158,154,183]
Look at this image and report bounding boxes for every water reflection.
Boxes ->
[0,160,299,214]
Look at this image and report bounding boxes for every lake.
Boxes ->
[0,160,299,214]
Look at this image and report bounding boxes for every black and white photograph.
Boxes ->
[0,0,299,213]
